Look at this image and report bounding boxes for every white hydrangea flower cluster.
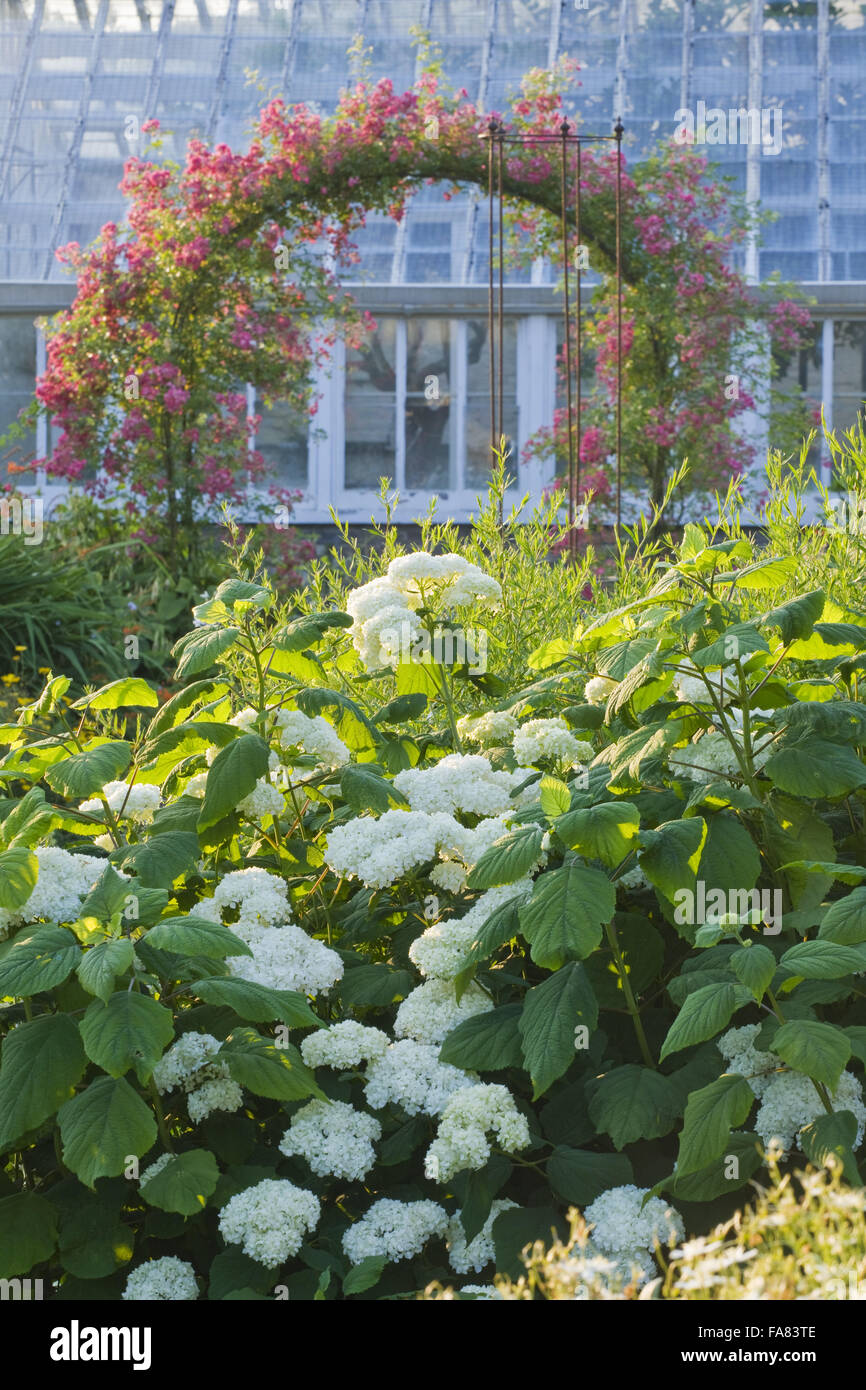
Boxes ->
[717,1024,780,1098]
[274,708,350,769]
[456,710,518,747]
[668,730,772,784]
[394,754,516,818]
[447,1200,518,1273]
[342,1198,449,1266]
[363,1039,477,1116]
[229,707,258,731]
[673,661,736,708]
[0,846,107,937]
[513,718,592,769]
[279,1099,382,1180]
[218,1178,321,1266]
[395,977,494,1046]
[584,1186,684,1282]
[122,1256,199,1301]
[409,881,532,980]
[210,867,291,930]
[386,552,502,611]
[459,1284,503,1299]
[80,779,161,823]
[345,575,425,671]
[152,1031,244,1122]
[584,675,618,706]
[300,1021,390,1070]
[237,778,285,820]
[429,814,518,895]
[617,864,649,891]
[325,809,460,889]
[754,1070,866,1155]
[228,922,344,996]
[424,1083,531,1181]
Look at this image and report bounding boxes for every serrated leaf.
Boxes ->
[80,991,174,1083]
[0,847,37,911]
[799,1111,862,1186]
[519,862,616,970]
[0,1015,86,1150]
[45,742,132,799]
[556,802,640,868]
[729,944,776,1000]
[819,889,866,945]
[547,1148,634,1205]
[639,817,707,901]
[343,1256,386,1294]
[465,824,545,890]
[0,925,81,997]
[71,678,158,711]
[198,735,270,832]
[339,963,413,1006]
[539,776,571,819]
[765,741,866,799]
[220,1028,323,1101]
[172,626,241,681]
[518,961,598,1098]
[0,1193,58,1277]
[146,917,253,960]
[676,1073,755,1177]
[439,1004,523,1071]
[659,982,751,1062]
[771,1019,851,1090]
[140,1149,220,1215]
[58,1076,157,1188]
[780,939,866,980]
[77,939,135,1002]
[588,1065,680,1149]
[191,976,321,1029]
[111,831,199,889]
[339,765,408,814]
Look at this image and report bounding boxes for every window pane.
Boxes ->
[466,317,517,485]
[345,318,397,490]
[256,399,308,490]
[405,317,452,490]
[0,317,36,483]
[834,320,866,436]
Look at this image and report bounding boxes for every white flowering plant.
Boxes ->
[1,477,866,1302]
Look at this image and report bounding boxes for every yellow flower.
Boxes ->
[1,674,20,685]
[13,646,26,652]
[37,666,51,674]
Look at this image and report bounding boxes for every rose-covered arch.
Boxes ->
[28,59,627,578]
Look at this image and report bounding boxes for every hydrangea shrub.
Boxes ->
[1,522,866,1300]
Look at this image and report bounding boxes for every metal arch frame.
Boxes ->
[142,0,176,126]
[0,0,44,210]
[483,117,625,554]
[206,0,240,145]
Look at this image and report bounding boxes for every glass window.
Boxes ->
[405,317,453,491]
[465,317,517,487]
[0,316,37,484]
[344,317,397,490]
[834,320,866,437]
[255,397,309,491]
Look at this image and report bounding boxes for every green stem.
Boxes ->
[604,917,656,1069]
[148,1079,175,1153]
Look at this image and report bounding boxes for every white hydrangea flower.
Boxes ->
[424,1083,531,1181]
[218,1178,321,1266]
[429,815,520,896]
[617,864,649,891]
[386,553,502,611]
[447,1200,518,1273]
[325,809,464,889]
[457,710,518,747]
[345,575,425,671]
[584,675,618,706]
[152,1032,226,1095]
[342,1198,449,1265]
[237,778,285,819]
[274,708,350,769]
[584,1185,684,1277]
[363,1039,477,1116]
[513,718,591,769]
[187,1076,245,1123]
[394,977,494,1046]
[0,846,109,937]
[301,1021,390,1071]
[459,1283,504,1299]
[673,661,735,708]
[409,881,532,980]
[754,1069,866,1156]
[79,779,161,824]
[210,867,291,931]
[122,1256,198,1301]
[279,1099,382,1180]
[229,707,258,732]
[717,1024,780,1099]
[393,754,516,818]
[228,922,343,996]
[429,859,472,894]
[184,771,209,798]
[668,731,750,784]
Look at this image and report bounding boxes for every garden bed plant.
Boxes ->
[1,468,866,1301]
